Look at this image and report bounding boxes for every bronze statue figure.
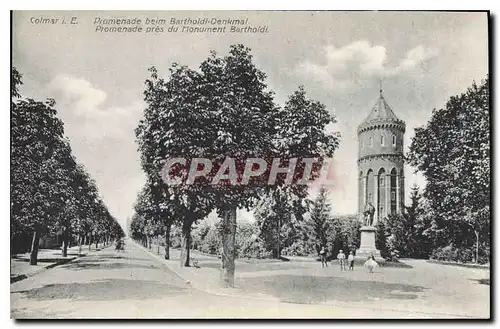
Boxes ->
[363,202,375,226]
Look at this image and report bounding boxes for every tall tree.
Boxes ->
[193,45,277,286]
[306,187,332,255]
[137,65,214,267]
[272,86,340,257]
[11,67,121,263]
[407,77,490,263]
[11,69,67,264]
[136,45,340,286]
[404,184,432,259]
[254,188,298,258]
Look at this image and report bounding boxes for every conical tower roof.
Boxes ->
[363,92,400,122]
[357,89,405,134]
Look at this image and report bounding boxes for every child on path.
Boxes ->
[348,251,355,270]
[320,246,328,268]
[337,249,346,271]
[364,254,379,273]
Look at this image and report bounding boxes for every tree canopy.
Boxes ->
[407,77,490,263]
[11,67,124,263]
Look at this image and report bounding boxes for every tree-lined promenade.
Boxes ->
[130,44,490,290]
[11,68,125,265]
[9,45,490,320]
[132,44,340,287]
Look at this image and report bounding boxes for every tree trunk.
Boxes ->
[89,235,92,251]
[220,206,237,288]
[164,224,171,260]
[157,235,160,254]
[78,234,82,255]
[30,229,41,265]
[276,217,281,259]
[180,218,193,267]
[62,229,69,257]
[475,230,480,264]
[95,236,98,249]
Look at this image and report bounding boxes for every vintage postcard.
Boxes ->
[10,10,490,319]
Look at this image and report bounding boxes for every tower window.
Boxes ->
[392,135,396,147]
[391,191,396,201]
[380,177,384,186]
[369,137,373,147]
[381,134,385,146]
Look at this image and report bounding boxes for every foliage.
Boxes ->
[235,221,270,259]
[198,224,221,255]
[407,77,490,262]
[133,44,341,284]
[324,216,361,260]
[281,241,316,257]
[11,67,123,258]
[133,45,340,282]
[170,225,182,249]
[254,188,299,258]
[430,245,475,264]
[306,187,332,254]
[252,82,341,258]
[191,221,211,250]
[375,219,390,259]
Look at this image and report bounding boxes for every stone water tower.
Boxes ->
[356,87,406,260]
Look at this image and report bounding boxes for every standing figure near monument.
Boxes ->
[337,249,346,271]
[348,251,355,271]
[320,246,328,268]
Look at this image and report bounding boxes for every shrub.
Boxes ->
[235,221,271,259]
[237,237,271,259]
[430,245,475,263]
[282,240,316,257]
[199,225,221,255]
[386,234,400,261]
[170,225,182,249]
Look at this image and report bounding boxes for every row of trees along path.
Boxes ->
[11,67,125,265]
[133,44,340,287]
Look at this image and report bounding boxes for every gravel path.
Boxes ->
[10,239,490,319]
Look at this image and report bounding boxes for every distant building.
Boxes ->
[357,88,406,224]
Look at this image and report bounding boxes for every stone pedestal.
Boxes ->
[356,226,384,262]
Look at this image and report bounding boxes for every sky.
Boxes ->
[12,11,489,229]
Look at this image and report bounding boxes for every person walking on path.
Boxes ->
[348,251,355,271]
[320,246,328,268]
[364,253,379,273]
[337,249,346,271]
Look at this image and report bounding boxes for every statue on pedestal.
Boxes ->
[357,202,383,262]
[363,202,375,227]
